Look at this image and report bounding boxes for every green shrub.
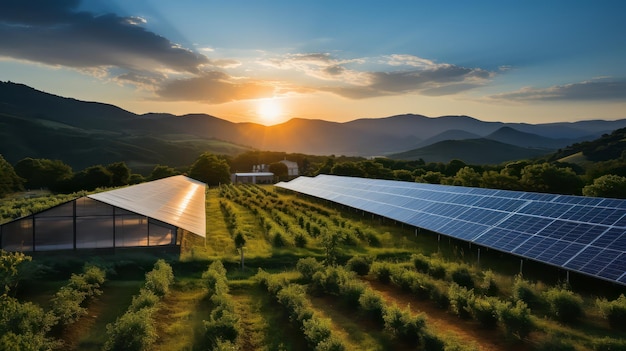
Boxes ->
[512,274,539,308]
[302,317,332,349]
[345,256,372,276]
[369,261,395,284]
[410,273,435,300]
[543,287,584,323]
[480,270,499,296]
[205,269,229,295]
[204,307,240,347]
[104,308,157,351]
[128,288,160,312]
[470,297,498,329]
[0,295,57,337]
[596,294,626,330]
[272,232,286,247]
[421,332,445,351]
[496,300,533,339]
[451,266,475,289]
[51,286,87,325]
[382,304,426,345]
[448,283,474,320]
[315,335,346,351]
[430,284,450,309]
[427,260,447,279]
[276,284,312,323]
[144,259,174,297]
[390,268,419,292]
[358,288,385,325]
[297,257,323,282]
[338,279,366,309]
[294,233,308,247]
[411,253,430,273]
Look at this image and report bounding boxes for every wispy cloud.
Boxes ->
[262,53,495,99]
[488,79,626,102]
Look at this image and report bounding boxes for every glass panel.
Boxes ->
[76,197,113,217]
[34,217,73,251]
[148,219,176,246]
[36,201,74,217]
[115,214,148,247]
[76,217,114,248]
[1,217,33,251]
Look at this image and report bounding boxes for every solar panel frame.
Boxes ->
[276,174,626,286]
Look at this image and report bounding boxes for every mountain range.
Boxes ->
[2,81,625,171]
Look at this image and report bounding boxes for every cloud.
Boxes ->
[155,71,276,103]
[488,79,626,102]
[0,0,209,73]
[263,53,494,99]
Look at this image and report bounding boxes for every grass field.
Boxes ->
[9,184,626,351]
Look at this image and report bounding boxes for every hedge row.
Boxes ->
[297,259,458,351]
[0,295,60,350]
[255,269,346,351]
[202,260,242,350]
[51,264,106,326]
[103,259,174,351]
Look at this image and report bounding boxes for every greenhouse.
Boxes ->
[0,175,206,252]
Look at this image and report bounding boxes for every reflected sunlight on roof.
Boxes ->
[88,175,206,237]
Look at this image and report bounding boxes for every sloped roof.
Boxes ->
[89,175,206,237]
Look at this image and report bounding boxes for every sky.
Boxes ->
[1,0,625,126]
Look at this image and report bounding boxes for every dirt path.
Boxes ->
[365,280,529,351]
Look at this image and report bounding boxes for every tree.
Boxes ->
[0,155,23,197]
[520,163,583,195]
[106,162,131,186]
[74,165,112,191]
[331,162,365,177]
[188,153,231,186]
[455,167,481,187]
[234,233,246,270]
[14,157,72,190]
[583,174,626,198]
[481,170,520,190]
[149,165,179,180]
[393,169,414,182]
[269,162,288,180]
[415,171,445,184]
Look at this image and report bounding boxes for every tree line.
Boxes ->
[2,147,626,199]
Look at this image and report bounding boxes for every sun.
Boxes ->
[256,98,282,124]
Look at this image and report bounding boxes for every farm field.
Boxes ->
[4,184,626,351]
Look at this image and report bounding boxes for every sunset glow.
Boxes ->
[256,98,283,124]
[0,1,624,124]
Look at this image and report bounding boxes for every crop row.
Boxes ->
[103,259,175,351]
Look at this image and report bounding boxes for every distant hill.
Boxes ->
[1,81,625,169]
[548,127,626,164]
[484,126,587,149]
[389,138,552,164]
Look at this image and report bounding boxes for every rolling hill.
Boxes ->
[2,81,625,169]
[389,138,553,164]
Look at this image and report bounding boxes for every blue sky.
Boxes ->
[1,0,625,125]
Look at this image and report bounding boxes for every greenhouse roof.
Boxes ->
[89,175,206,237]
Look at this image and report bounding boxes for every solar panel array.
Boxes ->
[276,175,626,286]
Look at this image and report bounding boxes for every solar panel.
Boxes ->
[276,175,626,286]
